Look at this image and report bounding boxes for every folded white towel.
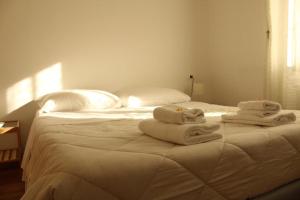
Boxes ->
[222,112,296,127]
[238,100,281,111]
[139,119,221,145]
[237,109,279,117]
[153,105,205,124]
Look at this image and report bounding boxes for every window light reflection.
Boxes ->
[287,0,295,68]
[6,62,63,113]
[40,111,153,120]
[35,63,62,98]
[42,100,56,113]
[127,96,142,108]
[205,112,227,117]
[6,78,33,113]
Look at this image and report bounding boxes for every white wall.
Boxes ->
[195,0,268,105]
[208,0,268,106]
[194,0,211,102]
[0,0,197,146]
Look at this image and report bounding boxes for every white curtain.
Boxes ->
[268,0,300,109]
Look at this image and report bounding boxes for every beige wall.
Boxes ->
[193,0,211,102]
[200,0,268,106]
[0,0,197,146]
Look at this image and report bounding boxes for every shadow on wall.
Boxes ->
[1,63,63,149]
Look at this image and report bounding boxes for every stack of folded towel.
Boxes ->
[222,100,296,126]
[139,105,222,145]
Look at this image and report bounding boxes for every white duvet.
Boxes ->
[21,102,300,200]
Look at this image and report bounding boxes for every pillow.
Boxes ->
[38,90,121,112]
[116,87,191,107]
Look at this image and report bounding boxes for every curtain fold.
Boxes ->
[268,0,300,109]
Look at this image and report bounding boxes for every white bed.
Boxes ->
[21,101,300,200]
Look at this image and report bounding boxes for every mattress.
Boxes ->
[21,102,300,200]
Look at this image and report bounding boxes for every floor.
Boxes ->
[0,163,25,200]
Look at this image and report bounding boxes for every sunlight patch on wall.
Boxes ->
[6,78,33,113]
[35,63,62,98]
[6,63,63,113]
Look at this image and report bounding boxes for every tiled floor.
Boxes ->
[0,163,25,200]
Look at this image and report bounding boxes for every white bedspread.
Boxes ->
[21,102,300,200]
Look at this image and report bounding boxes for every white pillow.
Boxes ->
[38,90,121,112]
[116,87,191,107]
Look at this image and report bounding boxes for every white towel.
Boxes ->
[222,112,296,127]
[237,109,279,117]
[153,105,205,124]
[139,119,221,145]
[238,100,281,111]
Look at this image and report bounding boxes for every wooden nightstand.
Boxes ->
[0,121,21,164]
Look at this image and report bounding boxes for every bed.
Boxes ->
[21,98,300,200]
